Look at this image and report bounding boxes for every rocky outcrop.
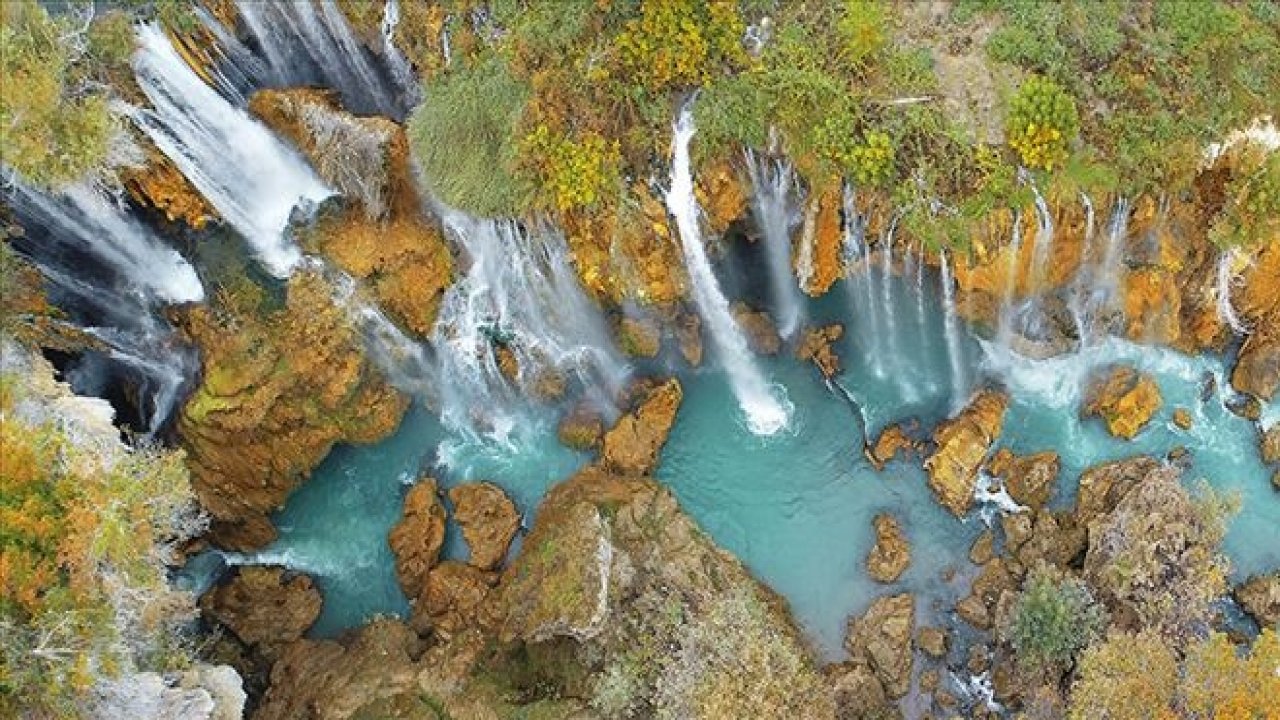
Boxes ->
[121,147,215,229]
[732,302,783,355]
[799,183,846,297]
[797,323,844,378]
[199,567,322,658]
[557,401,605,451]
[249,89,452,335]
[956,558,1017,631]
[600,378,683,475]
[616,315,662,357]
[845,593,915,699]
[1261,424,1280,465]
[676,310,704,366]
[1232,243,1280,400]
[415,561,497,638]
[388,479,446,599]
[448,482,520,571]
[867,423,915,471]
[1234,573,1280,628]
[177,271,408,550]
[825,661,894,720]
[916,627,949,659]
[500,465,835,717]
[985,449,1059,511]
[93,664,246,720]
[924,389,1008,516]
[1082,365,1162,439]
[866,513,911,583]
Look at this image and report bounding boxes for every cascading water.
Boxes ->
[841,186,885,378]
[913,241,932,362]
[939,250,969,410]
[746,150,804,339]
[996,210,1023,348]
[1216,248,1249,335]
[1028,184,1054,291]
[1098,197,1131,310]
[878,218,915,399]
[380,0,421,107]
[5,180,203,304]
[130,23,333,278]
[430,212,628,442]
[218,0,412,119]
[667,108,790,436]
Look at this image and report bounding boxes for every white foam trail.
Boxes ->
[1098,197,1131,313]
[973,471,1028,524]
[940,250,970,411]
[131,23,332,277]
[667,108,790,436]
[1217,248,1249,335]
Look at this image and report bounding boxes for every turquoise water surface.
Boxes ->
[221,267,1277,658]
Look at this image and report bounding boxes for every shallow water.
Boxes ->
[215,267,1278,658]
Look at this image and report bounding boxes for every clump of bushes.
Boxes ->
[521,126,622,213]
[1006,75,1079,171]
[1004,565,1105,675]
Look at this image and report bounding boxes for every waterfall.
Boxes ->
[667,108,790,436]
[380,0,420,106]
[1216,248,1249,335]
[746,151,804,339]
[940,250,969,410]
[841,186,885,378]
[1028,184,1054,291]
[878,217,912,398]
[130,23,332,278]
[5,181,203,304]
[1098,197,1131,309]
[226,0,411,118]
[430,213,627,441]
[1068,193,1098,346]
[996,211,1024,347]
[914,241,931,359]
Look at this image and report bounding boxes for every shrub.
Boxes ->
[406,55,531,217]
[1006,75,1079,171]
[1005,565,1105,674]
[613,0,747,91]
[846,130,895,188]
[837,0,889,70]
[1068,631,1179,720]
[521,125,622,213]
[1211,145,1280,249]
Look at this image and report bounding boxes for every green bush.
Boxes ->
[1006,565,1106,674]
[406,55,531,217]
[521,125,622,212]
[1006,75,1079,171]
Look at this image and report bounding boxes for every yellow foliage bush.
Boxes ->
[614,0,746,90]
[1007,75,1079,171]
[522,125,622,212]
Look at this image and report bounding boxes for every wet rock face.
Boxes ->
[825,661,892,720]
[676,310,704,366]
[121,147,215,229]
[867,423,915,471]
[199,567,321,657]
[986,449,1060,511]
[388,478,446,599]
[499,466,835,718]
[797,323,844,378]
[925,389,1009,516]
[732,302,783,355]
[557,401,605,451]
[1232,243,1280,400]
[616,315,662,357]
[1081,365,1162,439]
[1262,424,1280,465]
[845,593,915,699]
[448,482,520,571]
[866,513,912,583]
[249,88,453,336]
[1234,573,1280,628]
[600,377,683,475]
[177,271,408,551]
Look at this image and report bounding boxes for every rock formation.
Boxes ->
[600,377,683,475]
[199,567,322,659]
[985,449,1060,511]
[388,478,446,599]
[866,513,911,583]
[448,482,520,571]
[1234,573,1280,628]
[732,302,783,355]
[796,323,844,378]
[925,389,1009,516]
[1082,365,1163,439]
[845,593,915,699]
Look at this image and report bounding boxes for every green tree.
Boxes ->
[1006,565,1106,675]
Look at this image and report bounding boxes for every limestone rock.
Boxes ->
[970,530,995,565]
[122,147,215,229]
[601,378,682,475]
[557,402,605,451]
[617,315,662,357]
[199,567,321,656]
[924,390,1009,516]
[916,626,949,659]
[676,311,703,366]
[254,619,424,720]
[1234,573,1280,629]
[845,593,915,699]
[1173,408,1194,430]
[1233,332,1280,401]
[388,479,446,599]
[1262,424,1280,465]
[1073,455,1165,527]
[448,482,520,571]
[987,449,1059,511]
[826,661,894,720]
[866,513,911,583]
[797,323,844,378]
[957,559,1016,631]
[415,561,497,638]
[1082,365,1163,439]
[177,271,408,550]
[732,302,782,355]
[867,424,914,471]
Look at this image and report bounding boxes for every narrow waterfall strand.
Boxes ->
[941,250,969,410]
[746,150,804,339]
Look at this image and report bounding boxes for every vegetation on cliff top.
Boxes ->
[0,368,204,717]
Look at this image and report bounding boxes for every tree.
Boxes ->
[1068,630,1178,720]
[1006,75,1079,172]
[1005,564,1106,676]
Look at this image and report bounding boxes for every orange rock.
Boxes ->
[867,424,913,471]
[1081,365,1163,439]
[122,146,214,229]
[696,157,748,234]
[866,514,911,584]
[1122,267,1181,344]
[924,390,1009,516]
[800,183,845,297]
[389,478,447,598]
[448,482,520,571]
[601,378,683,476]
[796,323,844,379]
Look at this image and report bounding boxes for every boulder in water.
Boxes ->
[1173,408,1194,430]
[986,449,1059,511]
[601,378,683,475]
[867,423,915,471]
[448,482,520,571]
[557,402,605,451]
[676,310,704,366]
[1081,365,1162,439]
[731,302,783,355]
[916,626,949,659]
[796,323,844,378]
[387,478,447,602]
[845,593,915,699]
[616,315,662,357]
[924,389,1009,516]
[866,513,911,583]
[1261,424,1280,465]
